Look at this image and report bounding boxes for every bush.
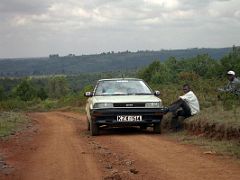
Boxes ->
[0,98,27,111]
[13,79,37,101]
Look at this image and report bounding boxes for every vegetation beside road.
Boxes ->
[138,46,240,141]
[185,105,240,140]
[0,112,29,138]
[168,131,240,159]
[0,46,240,158]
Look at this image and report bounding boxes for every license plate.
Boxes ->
[117,115,142,122]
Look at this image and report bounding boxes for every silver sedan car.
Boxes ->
[84,78,167,135]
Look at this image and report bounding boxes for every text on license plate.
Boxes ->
[117,115,142,122]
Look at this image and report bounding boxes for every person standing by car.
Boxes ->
[165,84,200,131]
[218,70,240,96]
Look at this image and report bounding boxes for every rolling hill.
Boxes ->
[0,48,232,77]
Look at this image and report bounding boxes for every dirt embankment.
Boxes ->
[184,119,240,140]
[1,112,240,180]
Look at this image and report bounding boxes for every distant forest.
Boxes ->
[0,48,232,77]
[0,46,240,112]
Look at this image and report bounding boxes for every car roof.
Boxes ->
[97,78,143,82]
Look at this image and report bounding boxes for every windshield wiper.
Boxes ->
[134,93,151,95]
[112,93,128,96]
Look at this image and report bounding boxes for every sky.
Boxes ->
[0,0,239,58]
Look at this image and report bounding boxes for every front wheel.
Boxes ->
[153,123,161,134]
[90,119,99,136]
[87,120,90,131]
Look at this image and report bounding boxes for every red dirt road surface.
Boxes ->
[1,111,240,180]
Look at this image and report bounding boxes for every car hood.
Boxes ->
[91,95,162,103]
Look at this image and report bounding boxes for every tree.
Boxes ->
[0,86,4,101]
[138,60,161,82]
[37,87,48,100]
[138,60,173,84]
[220,46,240,76]
[13,79,37,101]
[48,76,69,98]
[187,54,220,78]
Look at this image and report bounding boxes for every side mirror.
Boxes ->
[84,92,93,97]
[154,90,160,96]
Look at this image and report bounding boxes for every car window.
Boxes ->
[94,80,152,96]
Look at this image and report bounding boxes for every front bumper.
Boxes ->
[90,108,167,126]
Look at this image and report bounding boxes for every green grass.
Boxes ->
[164,103,240,158]
[191,105,240,125]
[184,105,240,139]
[0,111,29,137]
[168,131,240,159]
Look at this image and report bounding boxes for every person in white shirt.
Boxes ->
[166,84,200,130]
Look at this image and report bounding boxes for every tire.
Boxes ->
[90,119,99,136]
[87,120,90,131]
[153,123,161,134]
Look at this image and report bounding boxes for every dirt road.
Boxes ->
[1,112,240,180]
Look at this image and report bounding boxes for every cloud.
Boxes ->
[0,0,51,14]
[0,0,239,58]
[144,0,179,9]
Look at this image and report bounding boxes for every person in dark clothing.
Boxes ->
[218,70,240,96]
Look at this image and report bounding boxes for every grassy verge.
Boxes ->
[162,103,240,159]
[0,112,29,138]
[168,131,240,159]
[184,105,240,140]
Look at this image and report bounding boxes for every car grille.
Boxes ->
[113,103,145,107]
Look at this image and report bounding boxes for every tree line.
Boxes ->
[0,48,231,77]
[0,46,239,111]
[138,46,240,85]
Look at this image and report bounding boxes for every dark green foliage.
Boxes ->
[137,46,240,112]
[138,47,240,86]
[0,46,239,112]
[0,86,4,101]
[37,87,48,100]
[47,76,69,98]
[13,79,37,101]
[185,54,220,78]
[138,60,174,84]
[220,46,240,77]
[0,99,27,111]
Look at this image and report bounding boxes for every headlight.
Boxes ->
[93,103,113,109]
[145,102,160,108]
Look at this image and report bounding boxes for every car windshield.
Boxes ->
[94,80,152,96]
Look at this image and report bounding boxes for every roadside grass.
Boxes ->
[0,112,29,138]
[27,98,87,112]
[54,106,86,114]
[158,79,240,141]
[168,131,240,159]
[159,81,240,159]
[184,105,240,140]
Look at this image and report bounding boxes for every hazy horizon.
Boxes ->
[0,46,234,59]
